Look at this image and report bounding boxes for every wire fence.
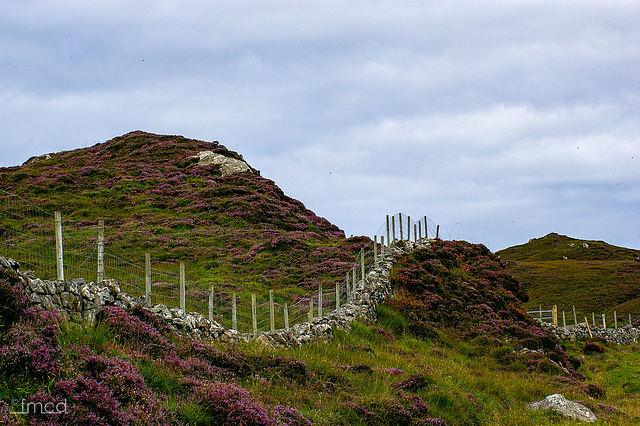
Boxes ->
[527,304,639,329]
[2,189,431,335]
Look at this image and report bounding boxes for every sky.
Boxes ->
[1,1,639,251]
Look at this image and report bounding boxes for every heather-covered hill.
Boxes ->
[0,131,368,297]
[497,233,640,320]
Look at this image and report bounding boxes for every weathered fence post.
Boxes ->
[414,224,417,242]
[386,215,390,247]
[346,272,351,302]
[614,311,618,329]
[629,313,632,327]
[592,312,595,328]
[309,298,314,322]
[179,261,186,311]
[562,311,566,327]
[436,224,440,239]
[284,303,289,329]
[539,305,542,322]
[97,219,104,282]
[360,248,365,280]
[251,293,257,337]
[399,213,403,241]
[602,313,606,329]
[208,284,214,321]
[572,305,577,326]
[232,292,237,331]
[392,215,396,242]
[336,283,340,310]
[424,216,428,239]
[318,287,323,318]
[584,317,593,338]
[381,236,385,258]
[54,211,64,281]
[352,266,357,294]
[553,305,558,326]
[145,253,151,303]
[269,290,275,332]
[407,215,410,241]
[374,235,378,268]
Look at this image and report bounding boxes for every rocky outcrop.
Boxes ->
[528,394,597,423]
[191,151,252,176]
[536,320,639,345]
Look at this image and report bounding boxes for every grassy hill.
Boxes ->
[496,233,640,324]
[0,131,369,305]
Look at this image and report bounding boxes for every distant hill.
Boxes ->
[497,233,640,321]
[0,131,368,300]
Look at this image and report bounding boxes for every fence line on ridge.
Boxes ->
[1,189,441,335]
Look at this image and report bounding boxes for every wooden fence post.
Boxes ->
[318,287,323,318]
[208,284,214,321]
[352,266,357,294]
[424,216,428,239]
[374,235,378,268]
[386,215,390,246]
[418,220,422,240]
[145,253,151,303]
[54,211,64,281]
[381,236,385,257]
[572,305,577,326]
[436,224,439,239]
[309,298,314,322]
[360,248,365,280]
[232,292,237,331]
[592,312,595,327]
[97,219,104,282]
[346,272,351,303]
[602,313,606,329]
[336,283,340,310]
[251,293,257,337]
[584,317,593,338]
[539,305,542,322]
[269,290,275,332]
[553,305,558,326]
[179,261,186,311]
[614,311,618,329]
[629,313,632,327]
[392,215,396,242]
[562,311,566,327]
[414,224,417,242]
[284,303,289,328]
[407,215,410,241]
[399,213,403,241]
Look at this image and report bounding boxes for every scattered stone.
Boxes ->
[528,394,597,423]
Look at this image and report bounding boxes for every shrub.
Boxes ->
[583,342,606,355]
[196,382,274,426]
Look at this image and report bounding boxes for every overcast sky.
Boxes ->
[1,1,639,251]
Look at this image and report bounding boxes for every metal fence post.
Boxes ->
[54,211,64,281]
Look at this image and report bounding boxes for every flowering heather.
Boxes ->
[196,382,275,426]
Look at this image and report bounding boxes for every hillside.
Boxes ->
[3,239,638,425]
[497,233,640,322]
[0,131,368,302]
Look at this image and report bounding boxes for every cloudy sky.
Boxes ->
[1,1,639,251]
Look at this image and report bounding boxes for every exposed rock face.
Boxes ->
[528,394,597,423]
[192,151,252,176]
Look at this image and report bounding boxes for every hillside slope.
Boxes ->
[0,131,368,301]
[4,239,638,425]
[497,233,640,321]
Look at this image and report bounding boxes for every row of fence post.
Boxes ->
[528,305,634,329]
[385,214,439,244]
